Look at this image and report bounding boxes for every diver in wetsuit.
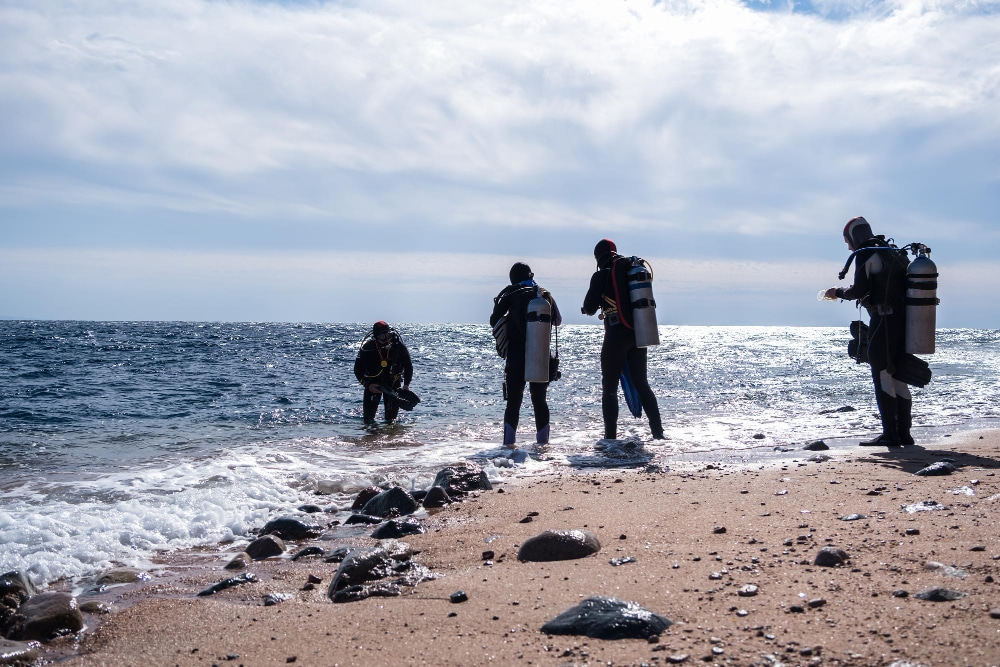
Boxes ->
[353,321,413,425]
[490,262,562,446]
[581,239,664,441]
[824,217,913,447]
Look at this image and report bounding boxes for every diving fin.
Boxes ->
[894,353,932,388]
[379,384,421,411]
[620,361,642,418]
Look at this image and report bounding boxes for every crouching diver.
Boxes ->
[824,217,913,447]
[582,239,664,440]
[490,262,562,446]
[353,321,413,425]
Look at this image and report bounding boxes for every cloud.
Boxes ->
[1,0,997,237]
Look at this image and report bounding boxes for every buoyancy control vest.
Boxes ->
[838,238,939,355]
[602,255,660,347]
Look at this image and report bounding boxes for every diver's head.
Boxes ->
[843,216,874,251]
[509,262,533,284]
[372,320,391,344]
[594,238,617,264]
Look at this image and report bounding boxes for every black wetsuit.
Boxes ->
[490,281,562,445]
[353,333,413,424]
[836,239,910,441]
[582,253,663,440]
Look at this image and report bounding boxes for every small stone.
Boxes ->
[840,514,866,521]
[245,535,285,561]
[915,461,957,476]
[990,608,1000,619]
[738,584,759,597]
[752,433,766,440]
[970,545,986,552]
[450,590,468,603]
[224,552,251,570]
[713,526,726,534]
[482,550,495,561]
[914,587,965,602]
[905,528,920,536]
[892,590,909,598]
[814,547,849,567]
[808,598,826,608]
[667,654,690,664]
[789,605,805,613]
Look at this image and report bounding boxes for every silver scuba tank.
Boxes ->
[905,245,938,354]
[627,258,660,348]
[524,293,552,383]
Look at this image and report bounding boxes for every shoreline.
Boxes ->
[17,428,1000,666]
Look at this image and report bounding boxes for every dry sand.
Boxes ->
[60,429,1000,666]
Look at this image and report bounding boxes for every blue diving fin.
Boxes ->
[620,361,642,418]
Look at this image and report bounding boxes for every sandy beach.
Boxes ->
[51,429,1000,667]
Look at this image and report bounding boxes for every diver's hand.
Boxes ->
[823,287,839,300]
[367,383,382,393]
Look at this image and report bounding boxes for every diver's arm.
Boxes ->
[490,289,510,327]
[836,254,874,300]
[399,345,413,388]
[581,271,605,316]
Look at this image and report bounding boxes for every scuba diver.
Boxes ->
[581,239,665,441]
[824,216,913,447]
[353,321,413,425]
[490,262,562,446]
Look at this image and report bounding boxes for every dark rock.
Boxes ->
[819,406,856,414]
[78,600,112,614]
[323,546,356,563]
[752,433,766,440]
[450,590,468,603]
[351,486,382,511]
[0,572,36,604]
[482,550,495,561]
[261,517,322,541]
[840,514,866,521]
[789,605,806,613]
[360,486,418,518]
[713,526,726,534]
[197,573,258,597]
[0,639,39,663]
[246,535,285,560]
[892,590,909,598]
[224,552,251,570]
[517,529,601,562]
[541,596,672,640]
[914,587,965,602]
[5,592,84,641]
[327,542,417,599]
[330,582,401,603]
[371,518,426,540]
[519,516,534,524]
[422,486,451,508]
[915,461,957,476]
[905,528,921,536]
[803,440,830,451]
[307,574,323,585]
[431,462,493,497]
[297,504,323,514]
[263,593,295,606]
[808,598,826,608]
[970,545,986,552]
[290,546,324,561]
[990,608,1000,619]
[95,568,151,586]
[345,514,383,525]
[814,547,849,567]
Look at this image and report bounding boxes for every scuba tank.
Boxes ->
[524,292,552,383]
[905,244,938,354]
[627,257,660,348]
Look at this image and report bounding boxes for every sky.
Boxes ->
[1,0,998,326]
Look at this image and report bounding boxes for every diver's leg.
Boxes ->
[626,346,664,439]
[362,388,380,424]
[600,329,628,439]
[528,381,550,443]
[503,363,526,446]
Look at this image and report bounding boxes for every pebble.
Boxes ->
[450,590,468,603]
[713,526,726,534]
[990,608,1000,619]
[840,514,866,521]
[738,584,759,597]
[541,596,672,640]
[902,500,947,514]
[914,587,966,602]
[915,461,957,476]
[814,547,849,567]
[517,529,602,562]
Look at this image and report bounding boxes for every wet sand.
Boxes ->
[64,429,1000,666]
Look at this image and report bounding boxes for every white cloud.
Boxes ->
[1,0,997,235]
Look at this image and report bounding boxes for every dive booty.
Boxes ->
[859,431,900,447]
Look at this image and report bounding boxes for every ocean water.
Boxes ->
[1,321,998,588]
